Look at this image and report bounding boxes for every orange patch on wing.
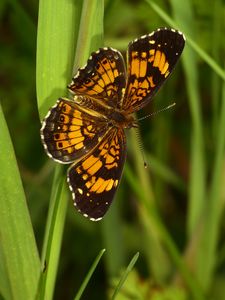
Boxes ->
[139,60,147,77]
[74,142,83,150]
[161,62,169,75]
[158,52,166,73]
[153,50,161,67]
[105,179,114,191]
[88,160,103,175]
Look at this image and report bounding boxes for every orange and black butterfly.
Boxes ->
[41,28,185,221]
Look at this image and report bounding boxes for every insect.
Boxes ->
[41,28,185,221]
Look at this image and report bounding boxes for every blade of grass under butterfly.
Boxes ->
[111,252,139,300]
[37,166,68,300]
[0,103,40,300]
[145,0,225,82]
[73,249,106,300]
[36,0,82,299]
[36,0,81,118]
[36,0,104,299]
[73,0,125,284]
[73,0,104,73]
[0,245,12,300]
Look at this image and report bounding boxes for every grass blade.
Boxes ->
[37,167,68,300]
[36,0,104,299]
[36,0,82,298]
[111,252,139,300]
[36,0,81,119]
[73,0,104,72]
[0,103,40,300]
[74,249,106,300]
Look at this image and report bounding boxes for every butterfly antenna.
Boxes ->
[135,127,148,169]
[138,102,176,122]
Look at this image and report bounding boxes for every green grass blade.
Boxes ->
[73,0,104,72]
[111,252,139,300]
[0,246,12,300]
[36,0,82,298]
[74,249,106,300]
[145,0,225,82]
[36,0,82,119]
[37,167,68,300]
[36,0,104,299]
[0,103,40,300]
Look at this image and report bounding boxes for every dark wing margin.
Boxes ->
[68,48,126,109]
[122,28,185,113]
[67,127,126,221]
[40,98,108,163]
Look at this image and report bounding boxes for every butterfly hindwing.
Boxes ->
[122,28,185,112]
[68,48,126,108]
[67,127,126,220]
[41,98,108,163]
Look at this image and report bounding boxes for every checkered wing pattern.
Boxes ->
[68,48,126,108]
[122,28,185,112]
[41,98,108,163]
[67,127,126,220]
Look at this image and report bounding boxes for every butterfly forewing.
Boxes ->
[122,28,185,112]
[67,127,126,220]
[68,48,126,109]
[41,98,108,163]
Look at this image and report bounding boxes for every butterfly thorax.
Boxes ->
[74,95,137,129]
[109,110,137,129]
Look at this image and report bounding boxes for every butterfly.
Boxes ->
[40,28,185,221]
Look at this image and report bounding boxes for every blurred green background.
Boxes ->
[1,0,225,299]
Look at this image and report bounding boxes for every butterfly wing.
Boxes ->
[122,28,185,113]
[68,48,126,108]
[41,98,108,163]
[67,127,126,221]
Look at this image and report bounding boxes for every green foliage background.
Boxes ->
[0,0,225,299]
